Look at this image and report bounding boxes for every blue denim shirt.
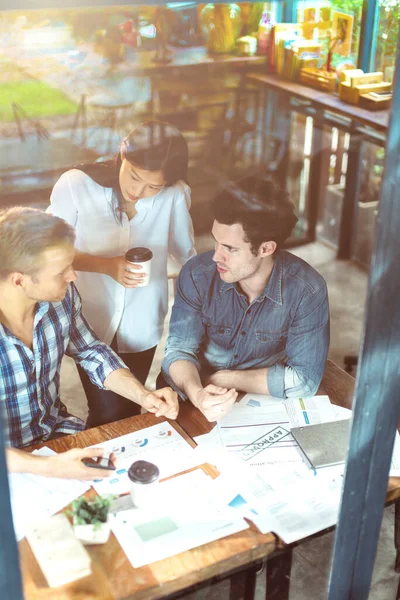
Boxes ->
[162,250,330,399]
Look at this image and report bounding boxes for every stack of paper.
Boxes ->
[26,514,91,587]
[214,394,342,542]
[217,394,341,472]
[9,447,90,541]
[217,393,311,471]
[240,465,343,543]
[213,392,400,543]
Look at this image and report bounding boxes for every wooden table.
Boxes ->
[86,47,267,109]
[19,415,275,600]
[178,360,400,598]
[177,358,355,439]
[121,46,267,76]
[19,359,400,599]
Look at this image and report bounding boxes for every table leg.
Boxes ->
[243,567,258,600]
[272,93,291,192]
[395,498,400,572]
[265,549,293,600]
[306,109,329,244]
[229,565,259,600]
[337,125,363,260]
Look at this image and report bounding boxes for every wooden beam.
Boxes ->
[327,34,400,600]
[0,423,23,600]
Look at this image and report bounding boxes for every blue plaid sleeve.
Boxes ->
[66,284,128,388]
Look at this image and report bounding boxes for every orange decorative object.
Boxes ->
[299,67,337,92]
[200,3,242,54]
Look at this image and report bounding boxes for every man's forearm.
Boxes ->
[104,368,147,407]
[169,360,203,407]
[210,368,270,395]
[6,447,54,476]
[73,250,110,275]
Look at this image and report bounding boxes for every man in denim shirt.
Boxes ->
[162,176,330,422]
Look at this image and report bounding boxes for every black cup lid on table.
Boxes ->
[128,460,160,484]
[125,247,153,262]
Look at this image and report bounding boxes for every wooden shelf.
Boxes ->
[247,72,389,132]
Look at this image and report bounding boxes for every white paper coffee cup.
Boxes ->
[128,460,160,509]
[125,247,153,287]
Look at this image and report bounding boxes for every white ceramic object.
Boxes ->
[128,460,160,509]
[73,520,111,545]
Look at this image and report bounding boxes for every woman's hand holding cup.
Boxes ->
[125,247,153,287]
[106,255,146,288]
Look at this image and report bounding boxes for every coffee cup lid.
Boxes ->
[126,247,153,262]
[128,460,159,484]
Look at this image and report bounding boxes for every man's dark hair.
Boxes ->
[211,176,298,254]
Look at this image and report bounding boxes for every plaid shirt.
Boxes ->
[0,283,126,448]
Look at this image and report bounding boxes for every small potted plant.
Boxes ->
[69,495,113,545]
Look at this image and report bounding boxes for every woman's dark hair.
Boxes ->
[211,176,298,254]
[73,121,188,224]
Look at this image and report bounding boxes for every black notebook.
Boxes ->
[291,419,351,470]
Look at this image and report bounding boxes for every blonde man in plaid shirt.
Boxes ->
[0,207,178,480]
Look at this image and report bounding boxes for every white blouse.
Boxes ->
[48,169,195,353]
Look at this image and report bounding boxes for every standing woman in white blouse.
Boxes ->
[48,121,195,427]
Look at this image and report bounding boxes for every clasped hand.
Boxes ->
[194,384,237,422]
[140,387,179,420]
[47,389,178,480]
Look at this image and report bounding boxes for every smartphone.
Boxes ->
[82,456,116,471]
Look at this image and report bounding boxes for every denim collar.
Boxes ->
[219,251,283,305]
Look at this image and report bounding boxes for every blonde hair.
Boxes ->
[0,207,75,280]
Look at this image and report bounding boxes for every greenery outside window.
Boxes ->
[296,0,362,69]
[374,0,400,78]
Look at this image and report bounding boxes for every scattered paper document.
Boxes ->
[224,392,289,425]
[235,461,343,544]
[110,469,248,567]
[193,426,224,450]
[388,432,400,477]
[249,474,343,543]
[9,447,90,541]
[212,393,346,544]
[158,468,246,518]
[285,395,337,427]
[333,405,352,420]
[217,393,304,469]
[89,422,199,496]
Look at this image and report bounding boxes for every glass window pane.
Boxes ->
[375,0,400,78]
[0,2,279,240]
[297,0,362,70]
